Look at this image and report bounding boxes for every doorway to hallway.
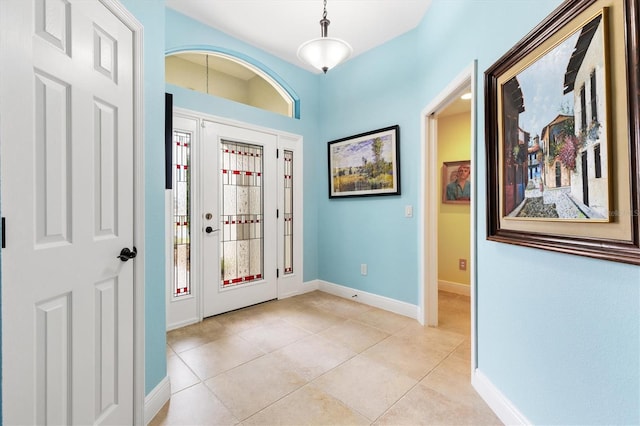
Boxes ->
[420,61,477,370]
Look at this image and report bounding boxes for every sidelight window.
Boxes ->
[283,150,294,274]
[173,130,191,297]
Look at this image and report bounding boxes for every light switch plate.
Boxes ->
[405,205,413,218]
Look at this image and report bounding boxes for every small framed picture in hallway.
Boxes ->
[442,161,471,204]
[484,0,640,265]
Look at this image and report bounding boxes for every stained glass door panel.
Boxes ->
[283,150,294,274]
[220,140,264,287]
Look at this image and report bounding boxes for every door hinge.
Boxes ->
[276,209,279,218]
[276,149,279,159]
[1,217,5,249]
[277,268,279,278]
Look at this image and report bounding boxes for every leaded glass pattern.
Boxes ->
[173,130,191,297]
[284,150,293,274]
[220,140,264,287]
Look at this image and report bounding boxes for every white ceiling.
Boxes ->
[438,98,469,118]
[165,0,433,73]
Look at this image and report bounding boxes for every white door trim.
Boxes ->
[98,1,145,423]
[419,61,477,371]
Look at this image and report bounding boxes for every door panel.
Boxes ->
[202,122,277,317]
[1,0,135,424]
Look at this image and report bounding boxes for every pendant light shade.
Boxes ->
[297,0,352,73]
[297,37,352,74]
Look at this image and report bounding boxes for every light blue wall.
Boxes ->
[165,8,322,284]
[118,0,168,396]
[319,0,639,423]
[316,30,423,304]
[119,1,323,399]
[121,1,639,423]
[427,1,639,424]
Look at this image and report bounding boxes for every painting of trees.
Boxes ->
[328,126,400,197]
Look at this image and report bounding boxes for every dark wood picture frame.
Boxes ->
[328,125,401,198]
[485,0,640,264]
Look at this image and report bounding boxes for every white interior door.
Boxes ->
[1,0,136,424]
[202,121,277,317]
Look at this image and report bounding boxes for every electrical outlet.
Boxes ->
[361,263,367,276]
[459,259,467,271]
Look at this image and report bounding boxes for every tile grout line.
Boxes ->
[235,301,402,423]
[370,336,468,424]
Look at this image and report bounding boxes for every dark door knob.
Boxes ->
[117,247,137,262]
[205,226,214,234]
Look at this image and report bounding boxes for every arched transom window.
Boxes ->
[166,51,297,118]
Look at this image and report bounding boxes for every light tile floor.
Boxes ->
[151,291,501,425]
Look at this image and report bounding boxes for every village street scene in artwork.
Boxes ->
[503,13,609,221]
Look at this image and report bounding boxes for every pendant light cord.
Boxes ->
[320,0,330,37]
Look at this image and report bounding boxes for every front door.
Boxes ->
[202,121,278,317]
[1,0,137,424]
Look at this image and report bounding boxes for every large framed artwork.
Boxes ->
[485,0,640,264]
[328,125,401,198]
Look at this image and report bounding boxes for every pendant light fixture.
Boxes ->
[297,0,353,74]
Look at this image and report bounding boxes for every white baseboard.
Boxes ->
[316,280,419,320]
[278,290,299,299]
[438,280,470,296]
[145,376,171,425]
[472,369,531,425]
[166,317,200,332]
[300,279,320,293]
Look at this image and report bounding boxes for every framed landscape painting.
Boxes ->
[485,0,640,264]
[328,125,400,198]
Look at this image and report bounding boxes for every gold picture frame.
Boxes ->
[485,0,640,264]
